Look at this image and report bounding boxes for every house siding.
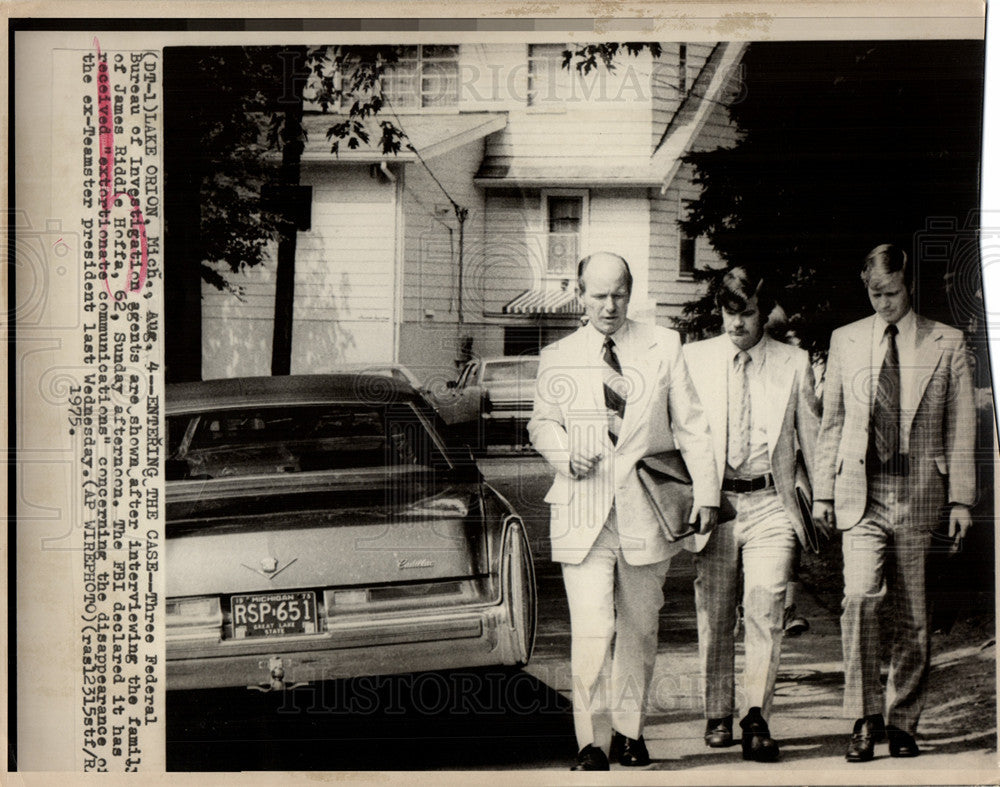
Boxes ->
[483,47,655,168]
[398,136,495,379]
[290,162,397,373]
[200,42,743,379]
[649,86,742,328]
[201,253,278,379]
[651,44,682,150]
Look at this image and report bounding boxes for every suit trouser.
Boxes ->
[841,472,931,735]
[561,508,671,751]
[694,486,797,720]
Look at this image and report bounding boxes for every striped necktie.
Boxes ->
[602,336,627,445]
[728,350,752,468]
[871,323,900,462]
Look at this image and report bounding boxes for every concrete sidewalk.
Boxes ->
[524,550,998,778]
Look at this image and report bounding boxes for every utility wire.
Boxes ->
[382,94,466,219]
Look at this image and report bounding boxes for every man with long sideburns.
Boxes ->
[813,244,975,761]
[683,267,823,762]
[528,252,719,770]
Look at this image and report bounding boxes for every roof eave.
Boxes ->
[653,41,749,192]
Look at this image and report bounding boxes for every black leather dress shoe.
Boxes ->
[845,714,886,762]
[704,715,734,747]
[739,711,780,762]
[610,731,651,766]
[570,744,610,771]
[887,725,920,758]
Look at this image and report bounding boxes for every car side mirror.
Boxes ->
[446,380,457,389]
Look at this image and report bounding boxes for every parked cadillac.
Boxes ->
[165,375,536,691]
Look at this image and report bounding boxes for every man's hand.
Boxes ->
[947,504,973,555]
[696,506,718,535]
[812,500,835,538]
[569,451,603,479]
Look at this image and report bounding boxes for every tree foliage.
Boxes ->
[177,45,409,293]
[563,43,663,74]
[672,41,984,353]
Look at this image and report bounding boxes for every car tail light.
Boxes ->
[323,580,480,617]
[166,596,222,640]
[330,588,370,606]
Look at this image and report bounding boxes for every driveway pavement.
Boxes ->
[481,453,998,780]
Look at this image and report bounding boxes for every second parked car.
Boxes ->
[447,356,539,448]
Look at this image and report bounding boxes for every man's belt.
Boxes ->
[721,473,774,493]
[868,453,910,477]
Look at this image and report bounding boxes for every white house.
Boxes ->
[201,42,746,383]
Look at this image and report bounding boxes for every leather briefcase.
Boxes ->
[636,450,735,542]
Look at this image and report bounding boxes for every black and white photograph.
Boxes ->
[159,32,996,774]
[6,4,999,782]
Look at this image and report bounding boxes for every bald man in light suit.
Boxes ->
[529,252,719,770]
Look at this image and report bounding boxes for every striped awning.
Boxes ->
[503,288,584,315]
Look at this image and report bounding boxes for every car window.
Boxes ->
[457,362,477,388]
[166,403,451,480]
[481,359,539,384]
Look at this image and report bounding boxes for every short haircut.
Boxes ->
[715,266,775,317]
[861,243,913,289]
[577,253,633,294]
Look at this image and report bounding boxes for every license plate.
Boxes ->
[231,591,318,639]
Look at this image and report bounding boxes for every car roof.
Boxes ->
[328,362,422,385]
[475,356,539,365]
[166,374,422,414]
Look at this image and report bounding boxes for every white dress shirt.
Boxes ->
[585,319,633,363]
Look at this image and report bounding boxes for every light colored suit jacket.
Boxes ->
[814,313,976,529]
[528,320,719,565]
[683,334,821,552]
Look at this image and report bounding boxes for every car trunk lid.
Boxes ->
[166,481,486,598]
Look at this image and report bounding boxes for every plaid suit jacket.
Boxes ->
[814,313,976,529]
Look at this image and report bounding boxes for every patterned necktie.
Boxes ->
[602,337,627,445]
[872,323,900,462]
[728,350,752,468]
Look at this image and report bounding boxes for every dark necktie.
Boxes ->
[602,337,626,445]
[871,323,900,462]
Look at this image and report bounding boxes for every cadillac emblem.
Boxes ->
[397,558,434,570]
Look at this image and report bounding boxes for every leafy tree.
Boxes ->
[165,45,409,377]
[673,41,984,355]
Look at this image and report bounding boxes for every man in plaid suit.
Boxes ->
[813,244,976,761]
[683,266,822,762]
[528,252,719,770]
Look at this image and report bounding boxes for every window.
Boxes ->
[679,232,696,276]
[382,45,460,109]
[544,192,586,278]
[166,403,450,479]
[503,327,543,357]
[456,361,479,390]
[678,43,689,95]
[679,197,696,276]
[528,44,570,106]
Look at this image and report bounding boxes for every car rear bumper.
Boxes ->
[167,603,525,691]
